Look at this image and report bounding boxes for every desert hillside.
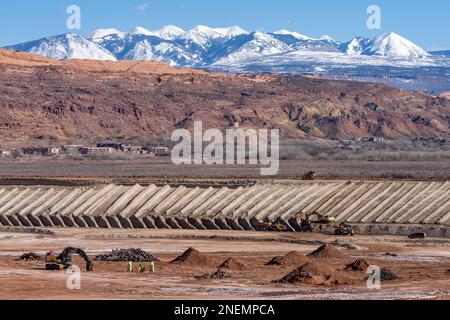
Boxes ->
[0,50,448,147]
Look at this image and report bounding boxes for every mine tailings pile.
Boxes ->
[170,247,216,268]
[95,248,159,262]
[277,262,350,286]
[219,257,247,270]
[307,243,346,259]
[266,251,311,266]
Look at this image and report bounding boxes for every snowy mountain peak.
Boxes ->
[273,29,312,40]
[5,33,117,61]
[319,35,335,41]
[132,26,154,36]
[151,25,185,40]
[367,32,430,57]
[183,25,248,39]
[89,28,124,39]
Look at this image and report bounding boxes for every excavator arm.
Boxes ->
[55,247,94,271]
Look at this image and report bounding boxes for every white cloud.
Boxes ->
[135,3,149,12]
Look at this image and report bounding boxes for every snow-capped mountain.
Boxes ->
[89,28,125,40]
[273,30,312,41]
[364,32,430,58]
[213,32,292,65]
[4,25,444,69]
[340,37,375,55]
[5,33,116,61]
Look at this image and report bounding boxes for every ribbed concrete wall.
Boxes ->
[0,181,448,234]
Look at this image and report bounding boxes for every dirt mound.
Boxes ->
[277,262,349,286]
[171,248,215,267]
[219,257,247,270]
[196,268,231,280]
[95,248,158,262]
[380,268,398,281]
[307,244,345,259]
[266,251,311,266]
[345,259,370,272]
[19,252,40,261]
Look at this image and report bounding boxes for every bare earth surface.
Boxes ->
[1,159,450,182]
[0,228,448,300]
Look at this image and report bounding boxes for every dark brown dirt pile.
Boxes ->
[19,252,40,261]
[196,269,231,280]
[345,259,370,272]
[171,248,215,267]
[219,257,247,270]
[95,248,158,262]
[266,251,311,266]
[277,262,349,286]
[307,243,345,259]
[380,268,399,281]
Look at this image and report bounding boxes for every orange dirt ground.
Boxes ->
[0,228,448,300]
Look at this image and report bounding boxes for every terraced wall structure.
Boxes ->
[0,181,448,237]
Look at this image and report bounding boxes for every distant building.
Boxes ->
[81,147,116,157]
[0,149,11,158]
[97,143,125,151]
[149,146,170,156]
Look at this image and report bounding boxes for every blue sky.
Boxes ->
[0,0,449,50]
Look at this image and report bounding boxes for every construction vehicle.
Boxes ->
[301,171,319,180]
[255,219,286,232]
[300,213,354,236]
[408,232,427,240]
[45,247,94,271]
[334,223,355,236]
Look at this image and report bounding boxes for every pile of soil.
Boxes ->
[266,252,311,266]
[277,262,349,286]
[365,267,398,282]
[380,268,398,281]
[345,259,370,272]
[171,248,215,268]
[196,269,231,280]
[95,248,158,262]
[19,252,40,261]
[219,257,247,270]
[307,244,345,259]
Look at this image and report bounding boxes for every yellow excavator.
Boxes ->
[255,219,286,232]
[301,213,355,236]
[45,247,94,271]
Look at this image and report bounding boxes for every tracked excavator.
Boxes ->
[300,213,355,236]
[45,247,94,271]
[254,219,287,232]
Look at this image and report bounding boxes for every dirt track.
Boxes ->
[0,228,448,300]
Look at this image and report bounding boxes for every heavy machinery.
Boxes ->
[301,171,319,180]
[334,223,355,236]
[45,247,94,271]
[300,213,354,236]
[255,219,287,232]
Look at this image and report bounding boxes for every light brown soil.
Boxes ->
[0,228,448,300]
[307,243,346,259]
[266,252,311,266]
[219,257,247,270]
[277,262,351,286]
[170,247,216,268]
